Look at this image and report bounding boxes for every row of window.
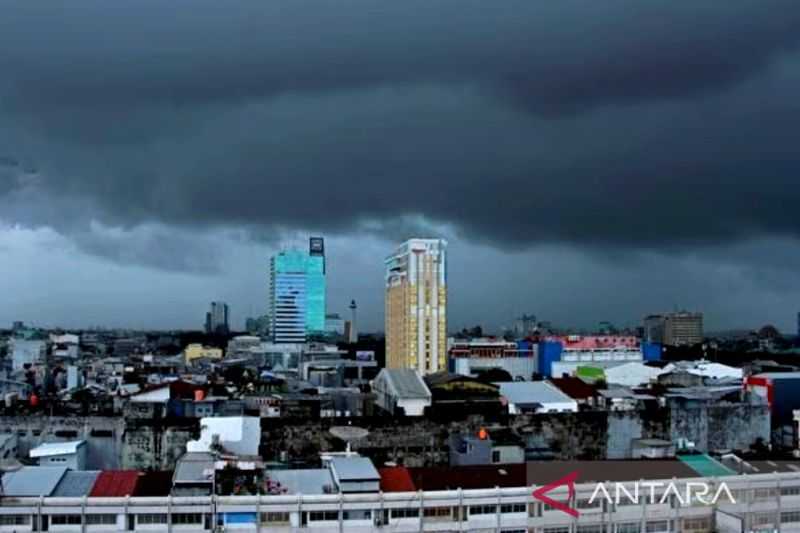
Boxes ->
[7,506,797,530]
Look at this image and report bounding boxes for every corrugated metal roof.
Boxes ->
[495,381,575,405]
[174,453,215,484]
[330,456,379,481]
[379,467,416,492]
[382,369,431,399]
[52,471,100,497]
[89,470,140,497]
[1,466,68,496]
[29,440,85,458]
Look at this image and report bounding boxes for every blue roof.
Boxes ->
[52,471,100,497]
[2,466,68,496]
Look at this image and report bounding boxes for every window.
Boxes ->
[752,512,776,526]
[308,511,339,522]
[86,515,117,525]
[544,528,570,533]
[491,450,502,463]
[683,517,710,530]
[500,504,526,514]
[615,524,640,533]
[469,505,497,515]
[753,488,777,500]
[0,515,30,526]
[577,498,602,509]
[342,510,371,521]
[782,486,800,496]
[51,515,82,525]
[781,511,800,524]
[577,526,607,533]
[645,520,671,533]
[137,514,168,525]
[389,508,419,519]
[171,513,203,525]
[260,512,290,524]
[423,507,451,519]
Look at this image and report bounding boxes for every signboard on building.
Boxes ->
[356,351,375,361]
[309,237,325,256]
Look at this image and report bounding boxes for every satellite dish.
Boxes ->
[330,426,370,455]
[330,426,369,442]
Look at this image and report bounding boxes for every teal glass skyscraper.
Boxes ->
[269,238,326,343]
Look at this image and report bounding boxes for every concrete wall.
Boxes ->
[0,416,123,470]
[668,397,770,453]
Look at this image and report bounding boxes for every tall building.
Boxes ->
[643,311,703,347]
[385,238,447,374]
[205,301,229,336]
[269,238,326,343]
[348,300,358,343]
[512,314,537,338]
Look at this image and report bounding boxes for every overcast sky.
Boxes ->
[2,1,800,333]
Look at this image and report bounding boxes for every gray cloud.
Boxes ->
[0,0,798,289]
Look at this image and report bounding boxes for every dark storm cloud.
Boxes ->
[1,0,800,264]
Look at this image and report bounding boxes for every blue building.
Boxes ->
[269,238,326,343]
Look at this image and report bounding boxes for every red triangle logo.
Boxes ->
[532,470,580,517]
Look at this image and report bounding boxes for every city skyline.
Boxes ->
[2,2,800,333]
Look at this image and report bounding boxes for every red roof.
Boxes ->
[379,467,416,492]
[90,471,140,497]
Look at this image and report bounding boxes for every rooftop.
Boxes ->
[174,452,215,484]
[495,381,576,406]
[52,471,100,497]
[330,456,380,482]
[266,469,334,495]
[29,440,85,458]
[1,466,68,497]
[380,368,431,399]
[408,464,527,491]
[89,470,140,497]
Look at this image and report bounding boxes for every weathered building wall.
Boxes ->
[668,398,770,453]
[0,416,124,470]
[121,425,195,470]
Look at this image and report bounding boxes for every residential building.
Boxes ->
[385,238,447,374]
[495,380,579,414]
[186,416,261,457]
[29,440,88,470]
[184,344,223,365]
[10,338,46,371]
[205,301,229,336]
[372,368,432,416]
[269,238,326,343]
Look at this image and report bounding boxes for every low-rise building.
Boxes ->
[495,380,578,414]
[372,368,432,416]
[184,344,223,365]
[29,440,88,470]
